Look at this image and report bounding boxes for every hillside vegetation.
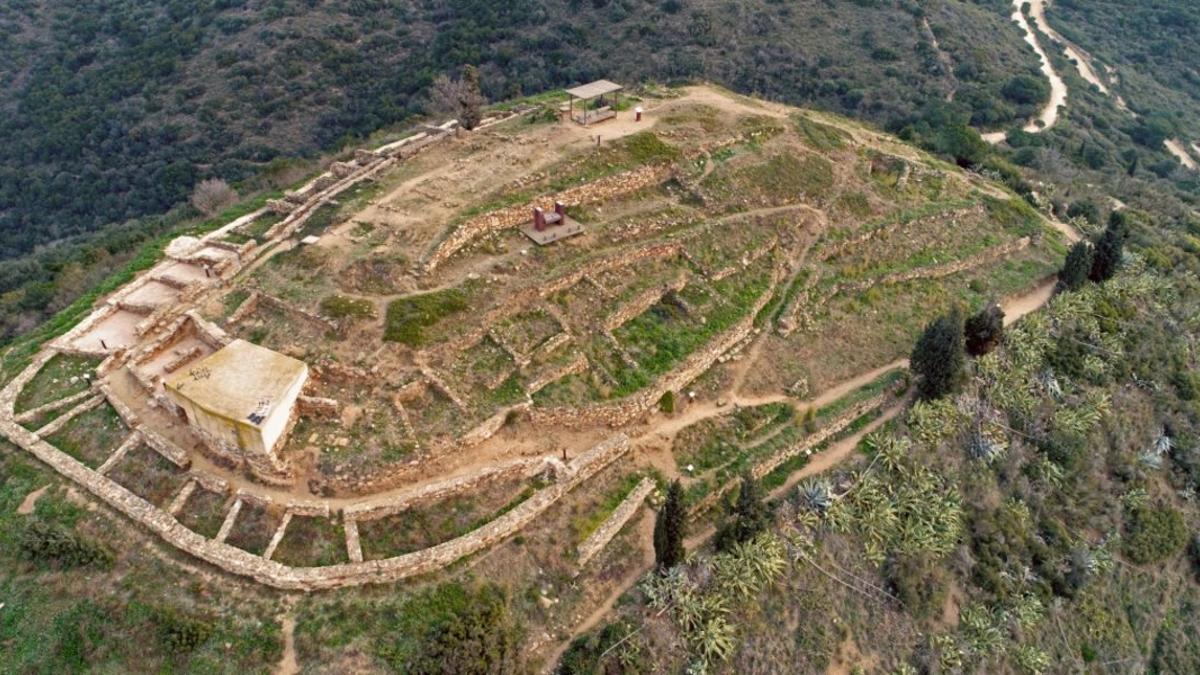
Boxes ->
[0,0,1046,339]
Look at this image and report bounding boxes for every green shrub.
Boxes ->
[376,582,521,674]
[885,553,949,620]
[154,608,215,653]
[793,115,850,150]
[1123,505,1188,565]
[658,390,675,413]
[19,520,113,569]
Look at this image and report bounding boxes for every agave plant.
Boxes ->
[960,603,1006,657]
[690,615,737,667]
[1121,487,1149,510]
[1037,370,1063,399]
[1013,644,1051,675]
[906,398,966,448]
[1011,593,1044,632]
[929,633,964,671]
[796,477,833,513]
[967,427,1007,463]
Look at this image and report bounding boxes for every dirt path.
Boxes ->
[544,213,1082,666]
[1027,0,1108,93]
[921,17,958,102]
[275,612,299,675]
[539,513,655,671]
[17,484,49,514]
[543,401,903,673]
[983,0,1068,144]
[1165,139,1198,170]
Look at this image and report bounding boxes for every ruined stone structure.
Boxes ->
[163,339,309,481]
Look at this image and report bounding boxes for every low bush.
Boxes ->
[1123,505,1188,565]
[19,520,113,569]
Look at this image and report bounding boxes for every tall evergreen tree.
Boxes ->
[458,65,485,130]
[654,480,686,571]
[964,302,1005,357]
[715,471,771,551]
[1058,241,1094,292]
[1089,211,1128,283]
[910,310,964,400]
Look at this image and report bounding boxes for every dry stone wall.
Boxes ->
[422,163,673,273]
[530,260,784,430]
[692,390,895,516]
[576,476,655,567]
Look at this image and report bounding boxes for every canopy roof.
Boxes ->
[565,80,623,100]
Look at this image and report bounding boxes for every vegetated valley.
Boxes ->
[1,0,1199,674]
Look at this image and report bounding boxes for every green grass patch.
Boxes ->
[571,472,654,544]
[812,368,905,422]
[383,288,469,346]
[793,114,851,150]
[106,445,189,508]
[13,354,100,414]
[271,516,345,567]
[319,294,376,321]
[44,403,128,469]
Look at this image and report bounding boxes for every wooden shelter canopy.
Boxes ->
[565,80,623,100]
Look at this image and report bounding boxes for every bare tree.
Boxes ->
[427,74,465,119]
[190,178,237,216]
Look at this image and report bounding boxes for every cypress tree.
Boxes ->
[458,65,485,130]
[654,480,686,571]
[964,302,1005,357]
[715,471,771,551]
[910,310,965,400]
[1089,212,1128,282]
[1058,241,1094,292]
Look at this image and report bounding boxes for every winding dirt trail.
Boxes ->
[983,0,1068,144]
[1026,0,1107,94]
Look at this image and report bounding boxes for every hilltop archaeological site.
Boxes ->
[0,83,1072,617]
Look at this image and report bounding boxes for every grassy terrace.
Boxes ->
[13,354,101,414]
[676,369,905,509]
[44,403,127,470]
[358,476,537,560]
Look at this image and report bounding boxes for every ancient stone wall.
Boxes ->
[1,354,630,590]
[602,272,690,333]
[691,390,894,516]
[527,353,589,395]
[529,260,783,430]
[427,241,683,360]
[422,164,674,273]
[343,456,545,521]
[576,476,655,567]
[781,236,1032,336]
[227,291,261,325]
